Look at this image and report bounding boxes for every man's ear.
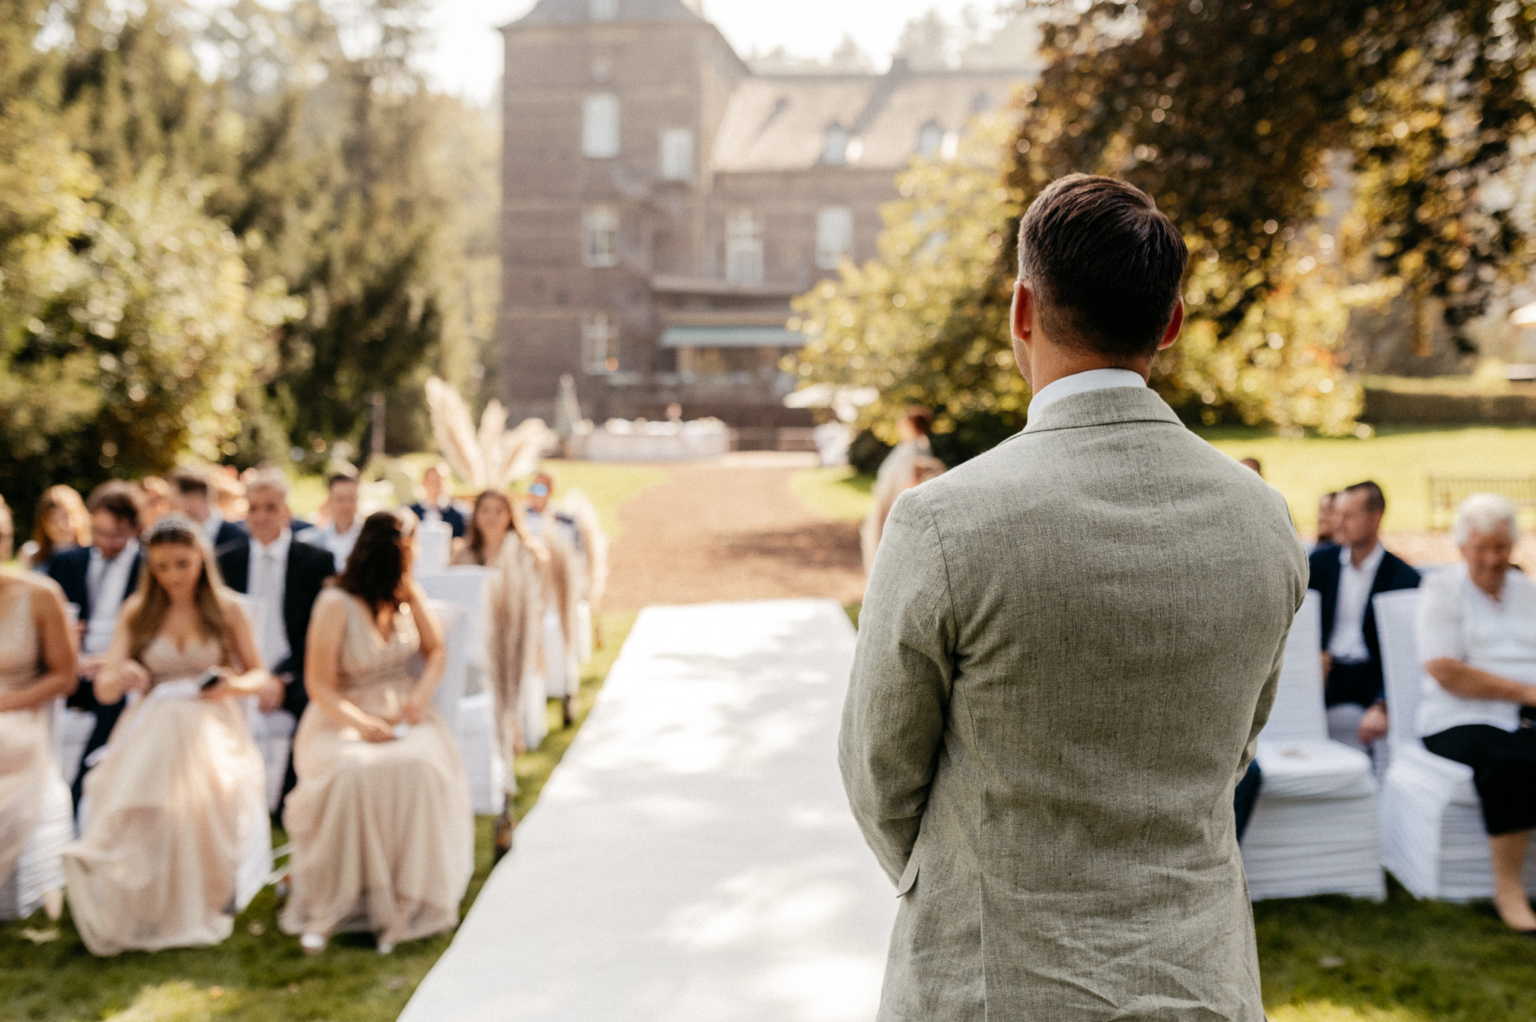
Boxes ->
[1157,299,1185,352]
[1011,280,1032,343]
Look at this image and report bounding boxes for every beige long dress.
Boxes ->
[0,587,74,920]
[280,590,473,946]
[62,634,270,955]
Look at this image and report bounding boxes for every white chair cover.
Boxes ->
[418,570,507,813]
[0,700,74,920]
[1241,591,1385,900]
[416,521,454,575]
[1375,586,1536,899]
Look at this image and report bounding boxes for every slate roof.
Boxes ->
[709,68,1030,174]
[509,0,704,27]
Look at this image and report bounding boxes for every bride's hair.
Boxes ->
[126,515,232,662]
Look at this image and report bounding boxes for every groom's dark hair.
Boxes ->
[1017,174,1188,359]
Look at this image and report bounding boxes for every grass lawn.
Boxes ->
[0,612,636,1022]
[792,425,1536,536]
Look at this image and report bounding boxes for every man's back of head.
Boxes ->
[1016,174,1189,366]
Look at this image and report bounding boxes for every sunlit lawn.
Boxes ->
[792,425,1536,535]
[0,613,636,1022]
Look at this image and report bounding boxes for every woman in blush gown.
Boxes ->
[62,515,279,956]
[0,563,78,922]
[281,510,473,955]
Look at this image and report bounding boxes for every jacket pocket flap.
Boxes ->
[895,856,920,897]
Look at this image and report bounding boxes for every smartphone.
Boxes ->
[197,669,222,691]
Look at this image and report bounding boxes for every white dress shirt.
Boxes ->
[1329,543,1385,664]
[1416,565,1536,736]
[84,539,140,655]
[249,529,292,673]
[310,520,362,570]
[1027,368,1147,420]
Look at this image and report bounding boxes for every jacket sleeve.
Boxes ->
[838,488,956,885]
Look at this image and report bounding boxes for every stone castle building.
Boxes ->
[498,0,1032,434]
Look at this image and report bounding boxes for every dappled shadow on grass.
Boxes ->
[0,613,637,1022]
[1257,878,1536,1022]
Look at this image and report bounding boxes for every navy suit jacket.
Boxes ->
[211,519,247,548]
[1308,544,1422,705]
[216,535,336,682]
[409,503,468,538]
[45,545,143,623]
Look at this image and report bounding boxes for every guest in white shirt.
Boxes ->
[1419,493,1536,933]
[409,463,468,539]
[168,469,246,549]
[43,483,146,805]
[1308,481,1421,752]
[307,468,363,571]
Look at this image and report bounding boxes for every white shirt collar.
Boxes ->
[90,537,139,566]
[1028,368,1147,420]
[251,527,292,560]
[1339,542,1386,575]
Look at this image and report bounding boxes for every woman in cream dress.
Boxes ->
[62,515,278,955]
[281,510,473,954]
[0,560,78,922]
[860,407,946,574]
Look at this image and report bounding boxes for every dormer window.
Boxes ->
[590,0,618,21]
[916,121,944,158]
[821,124,850,166]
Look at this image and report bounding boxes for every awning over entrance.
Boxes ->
[659,326,802,349]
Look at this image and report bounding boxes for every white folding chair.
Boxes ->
[1375,587,1536,900]
[417,570,506,813]
[224,591,275,903]
[1241,591,1385,900]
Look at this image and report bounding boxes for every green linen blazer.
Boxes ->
[840,385,1308,1021]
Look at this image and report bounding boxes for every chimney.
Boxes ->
[888,56,911,76]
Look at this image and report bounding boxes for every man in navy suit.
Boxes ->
[215,469,335,816]
[46,481,145,807]
[169,468,246,548]
[1309,480,1421,752]
[409,462,467,538]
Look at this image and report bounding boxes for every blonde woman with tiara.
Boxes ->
[62,515,279,956]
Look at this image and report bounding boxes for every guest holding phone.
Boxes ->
[62,515,277,956]
[281,510,472,955]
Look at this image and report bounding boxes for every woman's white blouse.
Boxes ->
[1416,565,1536,737]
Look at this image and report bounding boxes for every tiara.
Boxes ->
[145,514,203,542]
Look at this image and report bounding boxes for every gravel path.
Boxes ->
[604,456,866,611]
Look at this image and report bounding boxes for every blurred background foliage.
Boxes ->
[792,0,1536,459]
[0,0,499,526]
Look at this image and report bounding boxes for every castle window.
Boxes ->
[582,312,619,374]
[917,121,945,158]
[660,128,695,182]
[589,0,618,22]
[815,206,854,270]
[583,94,620,158]
[725,211,765,287]
[582,206,619,267]
[821,124,850,166]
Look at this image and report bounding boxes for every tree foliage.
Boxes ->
[793,0,1536,447]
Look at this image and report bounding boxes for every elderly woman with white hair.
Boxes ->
[1417,493,1536,932]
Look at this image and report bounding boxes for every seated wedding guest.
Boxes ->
[281,511,472,954]
[457,490,548,859]
[0,549,77,922]
[306,466,363,570]
[46,482,145,807]
[860,406,946,574]
[241,467,312,534]
[411,463,467,539]
[20,486,90,571]
[1239,457,1263,474]
[169,469,246,548]
[1418,494,1536,932]
[62,515,277,956]
[1312,491,1341,552]
[139,476,172,529]
[215,470,336,813]
[1310,481,1420,752]
[525,473,584,727]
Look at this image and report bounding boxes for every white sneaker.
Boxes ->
[377,940,395,955]
[300,933,327,954]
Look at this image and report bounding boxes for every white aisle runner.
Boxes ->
[399,599,896,1022]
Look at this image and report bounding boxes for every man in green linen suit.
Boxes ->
[840,174,1307,1021]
